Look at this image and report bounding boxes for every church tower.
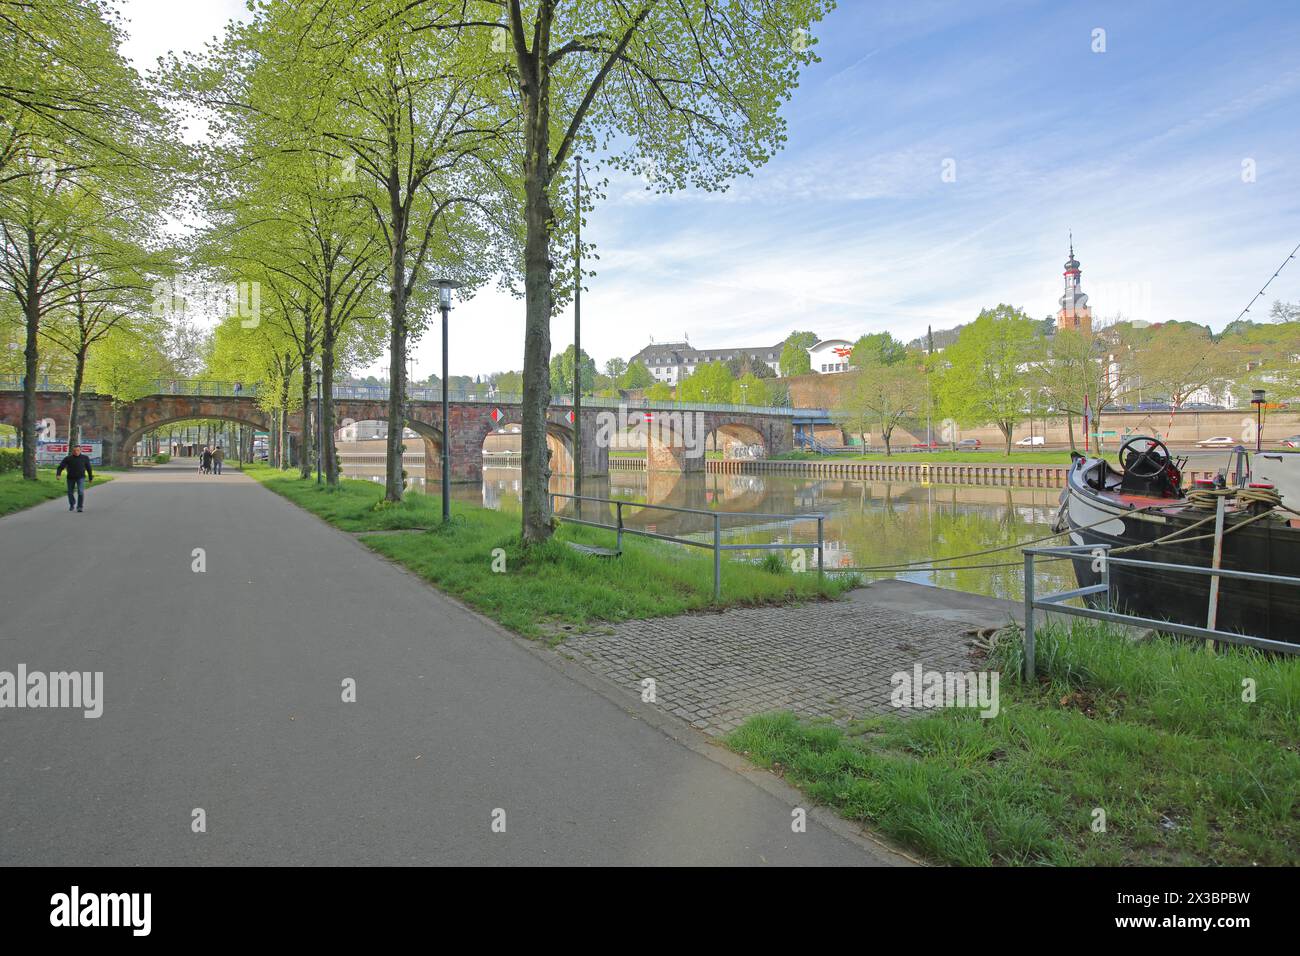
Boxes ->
[1056,235,1092,333]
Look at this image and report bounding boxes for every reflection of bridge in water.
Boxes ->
[338,459,1075,601]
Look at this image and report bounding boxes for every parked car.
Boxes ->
[1015,436,1045,447]
[1195,436,1238,448]
[910,440,941,451]
[1182,402,1225,411]
[956,438,982,450]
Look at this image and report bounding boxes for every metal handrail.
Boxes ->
[1021,543,1300,679]
[550,491,825,601]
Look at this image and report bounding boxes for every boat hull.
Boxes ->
[1062,476,1300,645]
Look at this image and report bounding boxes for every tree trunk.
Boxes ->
[520,44,556,546]
[384,193,408,502]
[20,229,39,479]
[1001,423,1013,455]
[321,323,338,487]
[1066,411,1075,451]
[278,367,291,469]
[300,358,314,479]
[68,345,86,452]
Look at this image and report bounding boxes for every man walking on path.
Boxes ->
[55,446,94,512]
[212,446,224,475]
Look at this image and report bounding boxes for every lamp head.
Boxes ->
[436,279,463,310]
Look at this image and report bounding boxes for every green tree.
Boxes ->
[679,361,733,403]
[842,355,927,455]
[184,0,502,498]
[730,372,772,406]
[618,360,653,390]
[645,381,675,401]
[0,0,171,478]
[936,304,1043,454]
[779,340,811,377]
[467,1,833,544]
[603,357,627,379]
[1127,322,1234,409]
[492,370,524,396]
[726,351,777,380]
[850,332,906,367]
[550,344,597,395]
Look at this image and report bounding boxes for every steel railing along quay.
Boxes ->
[1021,543,1300,680]
[549,492,825,601]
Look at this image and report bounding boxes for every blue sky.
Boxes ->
[120,0,1300,379]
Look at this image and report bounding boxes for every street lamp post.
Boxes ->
[437,279,463,523]
[315,366,323,485]
[1251,388,1266,453]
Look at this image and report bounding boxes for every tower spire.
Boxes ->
[1056,236,1091,333]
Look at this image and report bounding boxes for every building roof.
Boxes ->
[630,342,785,367]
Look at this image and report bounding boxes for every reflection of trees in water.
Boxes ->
[825,484,1074,599]
[374,463,1077,600]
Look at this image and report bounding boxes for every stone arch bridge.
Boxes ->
[0,387,794,480]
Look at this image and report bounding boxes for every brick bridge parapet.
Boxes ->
[0,390,794,477]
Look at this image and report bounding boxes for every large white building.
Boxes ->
[631,337,859,382]
[807,338,855,374]
[630,341,783,385]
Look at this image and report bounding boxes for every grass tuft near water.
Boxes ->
[727,619,1300,866]
[247,465,854,637]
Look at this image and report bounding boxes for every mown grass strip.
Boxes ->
[728,620,1300,866]
[0,470,114,518]
[246,464,854,638]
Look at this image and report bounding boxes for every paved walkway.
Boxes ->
[0,462,903,865]
[555,581,1015,737]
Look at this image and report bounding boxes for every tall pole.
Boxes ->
[441,300,451,523]
[573,155,583,504]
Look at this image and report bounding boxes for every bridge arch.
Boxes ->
[119,412,271,466]
[706,420,769,459]
[479,416,575,476]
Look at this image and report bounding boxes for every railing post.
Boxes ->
[1023,551,1036,682]
[713,513,721,603]
[1101,546,1111,611]
[616,501,624,552]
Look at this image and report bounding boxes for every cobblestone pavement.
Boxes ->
[554,596,987,737]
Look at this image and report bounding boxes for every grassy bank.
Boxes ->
[0,470,113,517]
[246,465,854,638]
[774,449,1078,465]
[728,620,1300,866]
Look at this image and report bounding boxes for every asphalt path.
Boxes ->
[0,462,896,866]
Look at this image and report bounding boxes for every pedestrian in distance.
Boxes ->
[212,446,224,475]
[55,445,94,513]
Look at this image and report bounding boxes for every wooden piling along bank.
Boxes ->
[608,456,1222,489]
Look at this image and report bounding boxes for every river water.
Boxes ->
[339,458,1076,601]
